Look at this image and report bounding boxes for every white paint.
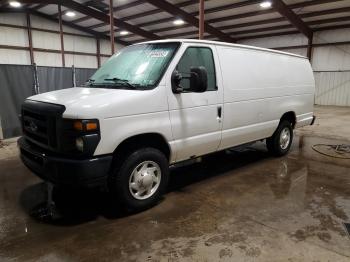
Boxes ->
[27,39,315,163]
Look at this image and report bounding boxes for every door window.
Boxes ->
[176,47,217,91]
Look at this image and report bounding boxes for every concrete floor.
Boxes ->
[0,105,350,262]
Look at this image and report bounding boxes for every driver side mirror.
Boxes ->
[171,66,208,94]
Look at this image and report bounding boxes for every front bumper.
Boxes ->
[18,137,112,187]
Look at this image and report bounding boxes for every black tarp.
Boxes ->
[0,64,96,139]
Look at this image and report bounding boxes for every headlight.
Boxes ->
[75,137,84,152]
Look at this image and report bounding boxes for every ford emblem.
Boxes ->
[29,121,38,132]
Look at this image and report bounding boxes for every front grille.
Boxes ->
[23,110,49,145]
[21,100,65,150]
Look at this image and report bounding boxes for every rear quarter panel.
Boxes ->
[216,45,314,150]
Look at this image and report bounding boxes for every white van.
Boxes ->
[19,39,315,210]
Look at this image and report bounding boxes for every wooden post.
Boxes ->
[26,12,34,65]
[109,0,115,54]
[58,4,65,67]
[96,38,101,68]
[199,0,204,39]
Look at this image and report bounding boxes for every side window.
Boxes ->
[176,47,217,91]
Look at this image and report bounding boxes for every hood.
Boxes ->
[28,87,167,119]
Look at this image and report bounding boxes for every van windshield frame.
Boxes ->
[86,42,180,90]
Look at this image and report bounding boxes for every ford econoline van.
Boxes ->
[19,39,315,210]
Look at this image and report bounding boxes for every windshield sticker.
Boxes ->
[148,50,169,58]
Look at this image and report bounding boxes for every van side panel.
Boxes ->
[216,46,315,150]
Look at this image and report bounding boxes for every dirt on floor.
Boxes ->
[0,105,350,262]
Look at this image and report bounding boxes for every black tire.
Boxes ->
[266,120,293,157]
[109,147,169,211]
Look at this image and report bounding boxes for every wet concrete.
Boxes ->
[0,105,350,261]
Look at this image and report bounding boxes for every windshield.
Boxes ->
[87,42,180,90]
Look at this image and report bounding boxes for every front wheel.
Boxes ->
[109,148,169,211]
[266,120,293,157]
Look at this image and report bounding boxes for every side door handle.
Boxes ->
[217,106,222,122]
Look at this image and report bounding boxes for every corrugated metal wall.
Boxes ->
[314,71,350,106]
[0,13,124,68]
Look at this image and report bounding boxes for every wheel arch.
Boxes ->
[280,111,296,128]
[112,133,172,166]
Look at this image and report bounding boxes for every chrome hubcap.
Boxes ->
[129,161,161,200]
[280,127,291,150]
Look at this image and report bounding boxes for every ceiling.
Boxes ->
[1,0,350,45]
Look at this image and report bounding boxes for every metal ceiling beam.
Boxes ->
[29,9,130,46]
[141,0,236,42]
[31,3,47,10]
[119,0,342,40]
[88,0,213,31]
[62,0,159,40]
[235,22,350,41]
[272,0,313,39]
[13,0,160,40]
[142,14,350,42]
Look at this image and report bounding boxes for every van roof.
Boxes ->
[136,39,308,60]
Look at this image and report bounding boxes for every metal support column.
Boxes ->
[199,0,204,39]
[26,12,34,64]
[58,4,65,67]
[109,0,115,54]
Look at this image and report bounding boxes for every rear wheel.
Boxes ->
[266,120,293,157]
[109,148,169,211]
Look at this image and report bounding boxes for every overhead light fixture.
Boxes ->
[173,19,185,26]
[260,1,272,8]
[65,11,76,17]
[9,1,21,7]
[120,31,129,36]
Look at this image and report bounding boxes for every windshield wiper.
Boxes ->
[104,77,136,89]
[85,79,95,86]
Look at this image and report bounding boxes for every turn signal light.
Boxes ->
[86,122,97,131]
[73,120,99,132]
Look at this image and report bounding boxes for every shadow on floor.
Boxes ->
[19,145,271,226]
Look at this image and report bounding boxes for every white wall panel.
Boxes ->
[314,29,350,44]
[101,56,109,66]
[62,25,90,36]
[32,30,61,50]
[34,52,62,67]
[314,72,350,106]
[64,35,96,53]
[100,39,125,56]
[0,49,30,64]
[238,33,308,48]
[0,13,26,26]
[0,27,28,46]
[312,45,350,71]
[280,48,307,57]
[65,54,97,69]
[30,15,59,31]
[100,39,113,55]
